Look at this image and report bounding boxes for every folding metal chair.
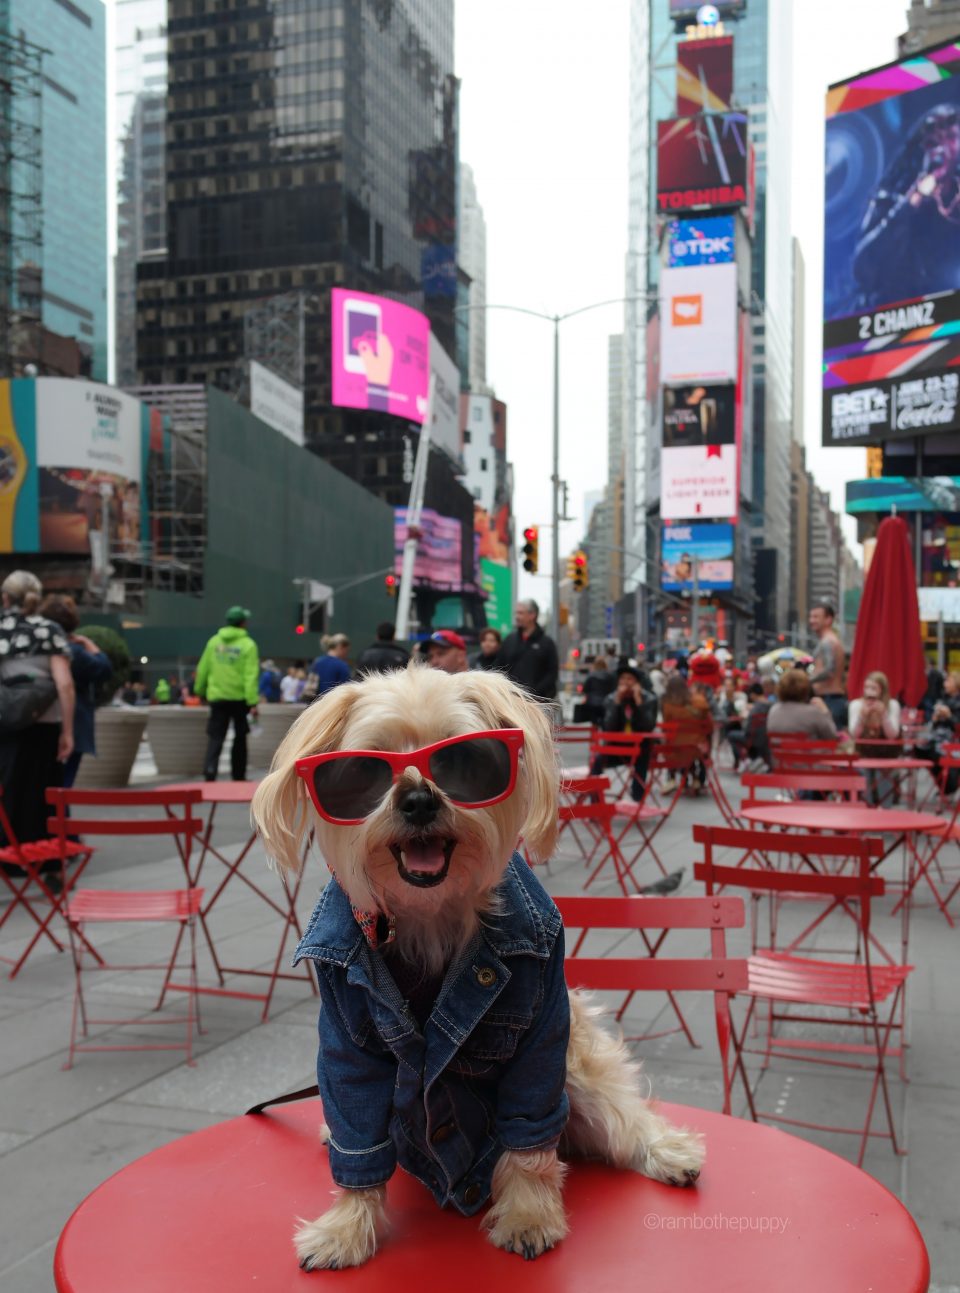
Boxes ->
[694,824,911,1167]
[556,895,748,1103]
[0,788,95,978]
[560,797,640,896]
[740,771,868,805]
[46,787,206,1069]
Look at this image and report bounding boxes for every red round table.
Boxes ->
[54,1101,929,1293]
[740,803,944,836]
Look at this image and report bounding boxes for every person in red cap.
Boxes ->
[424,630,469,674]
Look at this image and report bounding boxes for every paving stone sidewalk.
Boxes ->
[0,741,957,1290]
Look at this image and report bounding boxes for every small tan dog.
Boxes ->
[252,666,703,1270]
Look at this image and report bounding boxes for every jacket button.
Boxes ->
[463,1184,482,1206]
[431,1122,454,1145]
[475,967,496,987]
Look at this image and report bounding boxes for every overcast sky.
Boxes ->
[455,0,913,608]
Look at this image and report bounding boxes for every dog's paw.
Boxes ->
[635,1126,705,1188]
[318,1122,331,1145]
[295,1215,377,1271]
[486,1214,567,1261]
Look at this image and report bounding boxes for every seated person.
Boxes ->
[916,672,960,794]
[848,670,901,753]
[661,673,714,790]
[767,669,838,741]
[728,682,772,770]
[588,665,658,802]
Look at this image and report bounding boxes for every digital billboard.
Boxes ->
[666,215,735,268]
[394,506,462,589]
[660,263,738,383]
[823,40,960,446]
[677,36,734,116]
[661,382,739,521]
[656,113,749,213]
[663,382,736,447]
[661,522,735,591]
[0,378,151,557]
[846,475,960,514]
[331,288,430,423]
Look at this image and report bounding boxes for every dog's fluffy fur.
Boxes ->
[252,665,704,1269]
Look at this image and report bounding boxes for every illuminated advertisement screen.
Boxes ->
[669,0,745,16]
[662,522,735,591]
[331,288,430,423]
[677,36,734,116]
[656,113,748,213]
[666,214,735,267]
[846,476,960,514]
[394,506,462,589]
[660,263,738,383]
[823,40,960,445]
[660,383,738,521]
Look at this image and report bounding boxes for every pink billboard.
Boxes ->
[394,507,462,589]
[331,288,430,423]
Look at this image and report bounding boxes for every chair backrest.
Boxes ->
[560,775,610,797]
[740,771,866,803]
[692,823,885,933]
[45,788,205,856]
[555,724,595,746]
[556,894,747,1114]
[588,730,659,758]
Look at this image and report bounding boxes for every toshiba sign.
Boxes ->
[656,114,748,214]
[660,263,738,384]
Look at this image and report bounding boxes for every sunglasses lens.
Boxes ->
[312,756,393,821]
[428,737,512,804]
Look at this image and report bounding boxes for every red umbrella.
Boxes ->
[846,514,927,707]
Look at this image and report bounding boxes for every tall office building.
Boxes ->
[899,0,960,54]
[115,0,168,386]
[1,0,107,379]
[624,0,795,647]
[458,162,488,392]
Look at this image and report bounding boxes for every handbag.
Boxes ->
[0,673,58,734]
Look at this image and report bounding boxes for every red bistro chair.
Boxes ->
[0,788,95,978]
[740,770,868,805]
[46,787,206,1069]
[556,894,748,1101]
[693,824,911,1167]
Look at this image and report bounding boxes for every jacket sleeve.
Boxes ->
[70,645,112,686]
[243,639,259,707]
[493,931,570,1151]
[194,641,212,698]
[315,968,398,1189]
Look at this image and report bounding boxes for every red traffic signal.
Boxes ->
[385,573,398,597]
[521,525,539,573]
[295,624,306,635]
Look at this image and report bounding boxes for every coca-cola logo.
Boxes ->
[896,400,958,430]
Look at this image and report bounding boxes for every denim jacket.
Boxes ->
[293,853,570,1216]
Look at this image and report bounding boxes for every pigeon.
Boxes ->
[637,868,684,896]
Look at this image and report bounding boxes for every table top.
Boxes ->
[54,1100,929,1293]
[851,758,934,771]
[742,802,945,835]
[164,780,261,804]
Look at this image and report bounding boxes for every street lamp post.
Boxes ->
[456,295,658,638]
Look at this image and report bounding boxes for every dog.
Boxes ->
[252,665,704,1270]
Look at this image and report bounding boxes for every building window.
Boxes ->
[480,457,488,471]
[463,429,471,443]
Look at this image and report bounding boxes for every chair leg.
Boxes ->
[156,922,187,1011]
[63,919,87,1071]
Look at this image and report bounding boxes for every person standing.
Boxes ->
[356,622,410,674]
[809,601,847,730]
[497,600,559,702]
[424,630,469,674]
[38,595,112,789]
[195,605,259,782]
[471,627,503,671]
[305,634,352,700]
[258,659,283,704]
[0,571,75,846]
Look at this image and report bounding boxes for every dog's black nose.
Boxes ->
[398,787,440,828]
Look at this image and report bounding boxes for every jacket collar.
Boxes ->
[295,852,555,968]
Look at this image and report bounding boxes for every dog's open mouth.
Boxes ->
[388,837,456,887]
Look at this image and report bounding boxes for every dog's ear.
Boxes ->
[251,683,359,873]
[457,672,559,864]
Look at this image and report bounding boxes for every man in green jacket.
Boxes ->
[195,605,260,781]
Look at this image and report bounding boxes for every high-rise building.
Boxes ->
[623,0,795,649]
[115,0,168,386]
[458,162,488,392]
[1,0,107,379]
[899,0,960,54]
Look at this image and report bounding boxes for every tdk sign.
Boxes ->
[667,215,735,268]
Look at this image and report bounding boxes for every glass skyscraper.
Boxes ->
[624,0,795,640]
[1,0,108,379]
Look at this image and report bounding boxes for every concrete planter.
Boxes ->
[250,702,307,770]
[146,705,211,778]
[74,708,149,788]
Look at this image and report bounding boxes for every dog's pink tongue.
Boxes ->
[402,839,447,873]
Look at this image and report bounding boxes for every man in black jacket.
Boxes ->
[498,599,559,701]
[355,622,409,674]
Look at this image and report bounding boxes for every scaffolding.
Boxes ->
[0,32,44,378]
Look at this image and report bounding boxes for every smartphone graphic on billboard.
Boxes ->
[343,297,382,373]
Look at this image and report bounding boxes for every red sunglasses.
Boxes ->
[295,728,525,825]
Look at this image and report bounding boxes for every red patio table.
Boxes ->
[164,781,317,1021]
[54,1099,929,1293]
[848,757,939,811]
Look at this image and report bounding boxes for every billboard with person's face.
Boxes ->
[656,113,749,213]
[661,522,735,591]
[331,288,430,423]
[823,40,960,445]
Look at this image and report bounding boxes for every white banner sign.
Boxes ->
[36,379,141,481]
[918,586,960,623]
[250,360,305,446]
[429,335,461,464]
[660,444,738,520]
[660,262,737,384]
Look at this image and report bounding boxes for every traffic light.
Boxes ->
[521,526,539,573]
[571,550,588,591]
[295,623,306,636]
[385,573,398,597]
